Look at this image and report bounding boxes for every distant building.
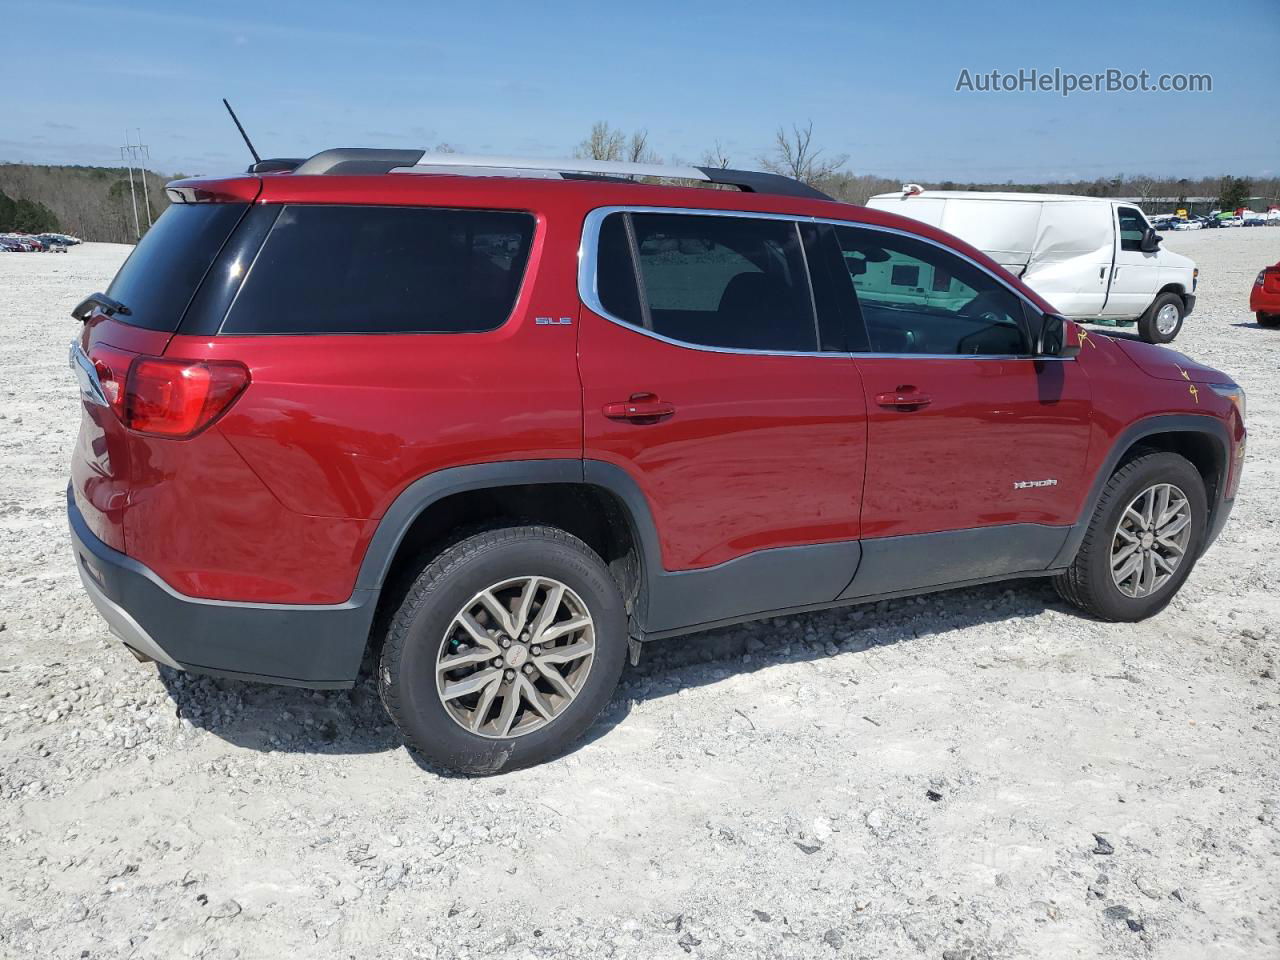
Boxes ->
[1118,196,1273,216]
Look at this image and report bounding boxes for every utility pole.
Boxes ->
[120,140,140,241]
[119,129,154,240]
[133,129,154,228]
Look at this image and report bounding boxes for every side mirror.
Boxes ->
[1140,227,1162,253]
[1038,313,1081,358]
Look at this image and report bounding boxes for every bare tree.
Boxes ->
[701,140,731,169]
[626,129,660,165]
[1129,175,1157,203]
[761,122,847,186]
[575,122,625,162]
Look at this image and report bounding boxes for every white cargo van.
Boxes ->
[867,189,1198,343]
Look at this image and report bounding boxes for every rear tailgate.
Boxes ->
[71,187,258,551]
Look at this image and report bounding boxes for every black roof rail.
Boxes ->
[280,148,832,200]
[248,158,305,174]
[694,167,831,200]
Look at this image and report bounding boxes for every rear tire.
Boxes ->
[1257,312,1280,328]
[1137,293,1184,343]
[378,525,627,775]
[1054,451,1207,621]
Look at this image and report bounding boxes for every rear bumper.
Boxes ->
[68,487,374,688]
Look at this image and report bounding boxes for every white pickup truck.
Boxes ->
[867,189,1198,343]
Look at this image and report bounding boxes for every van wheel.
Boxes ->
[1258,312,1280,328]
[1137,293,1184,343]
[1054,451,1206,622]
[378,525,627,775]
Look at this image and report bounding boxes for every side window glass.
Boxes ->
[1117,207,1147,252]
[834,225,1029,356]
[596,212,643,328]
[597,212,819,352]
[222,206,534,334]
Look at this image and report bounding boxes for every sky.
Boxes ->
[3,0,1278,182]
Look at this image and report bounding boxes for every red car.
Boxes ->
[1252,262,1280,327]
[67,150,1247,773]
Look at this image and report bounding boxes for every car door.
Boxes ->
[827,222,1094,599]
[1101,205,1161,318]
[576,209,868,632]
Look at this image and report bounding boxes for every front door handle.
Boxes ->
[603,393,676,423]
[875,388,932,411]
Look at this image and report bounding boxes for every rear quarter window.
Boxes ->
[106,203,247,332]
[221,206,535,335]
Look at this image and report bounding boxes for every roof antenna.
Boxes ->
[222,98,261,167]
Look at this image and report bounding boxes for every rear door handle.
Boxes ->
[875,389,932,411]
[603,394,676,422]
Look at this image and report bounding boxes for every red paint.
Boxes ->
[578,306,867,568]
[856,355,1093,537]
[69,172,1244,606]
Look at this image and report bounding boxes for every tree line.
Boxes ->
[0,164,172,242]
[2,123,1274,242]
[0,190,60,233]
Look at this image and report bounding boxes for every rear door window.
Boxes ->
[106,203,247,331]
[221,206,535,335]
[596,212,820,352]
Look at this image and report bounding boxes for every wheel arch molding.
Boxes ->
[1052,414,1232,568]
[355,460,663,629]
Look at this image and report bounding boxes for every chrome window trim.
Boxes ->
[578,205,1076,361]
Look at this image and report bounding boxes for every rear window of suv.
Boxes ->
[595,211,819,352]
[221,206,535,335]
[106,203,247,332]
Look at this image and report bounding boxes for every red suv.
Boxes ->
[68,150,1246,773]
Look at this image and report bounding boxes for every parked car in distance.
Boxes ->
[867,189,1198,343]
[67,151,1246,774]
[1252,262,1280,327]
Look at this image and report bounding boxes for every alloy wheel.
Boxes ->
[1110,482,1192,599]
[435,576,595,739]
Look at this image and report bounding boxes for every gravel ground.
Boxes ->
[1,231,1278,960]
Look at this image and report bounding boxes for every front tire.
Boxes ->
[1054,451,1207,621]
[1137,293,1184,343]
[378,526,627,775]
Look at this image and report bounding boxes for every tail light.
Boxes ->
[89,348,249,438]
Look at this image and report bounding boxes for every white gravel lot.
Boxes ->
[1,230,1278,960]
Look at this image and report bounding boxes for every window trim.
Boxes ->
[217,203,539,337]
[579,205,1074,361]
